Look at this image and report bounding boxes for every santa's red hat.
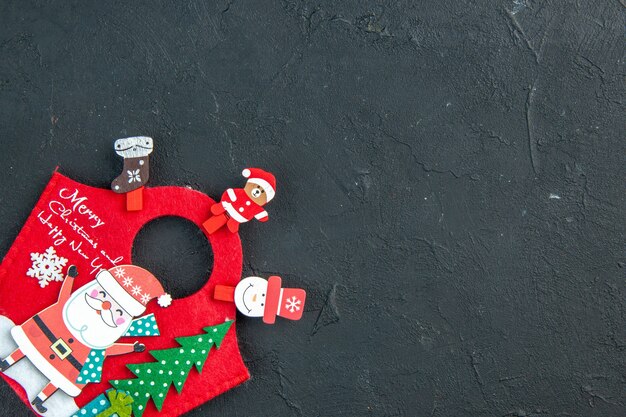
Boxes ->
[263,276,306,324]
[242,168,276,202]
[96,265,172,317]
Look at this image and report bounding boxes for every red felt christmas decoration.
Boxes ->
[0,171,249,417]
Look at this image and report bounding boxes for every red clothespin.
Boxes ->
[126,187,144,211]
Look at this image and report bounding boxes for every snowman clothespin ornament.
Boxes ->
[111,136,154,211]
[214,276,306,324]
[202,168,276,234]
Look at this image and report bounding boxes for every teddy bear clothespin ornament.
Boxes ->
[202,168,276,234]
[214,276,306,324]
[111,136,154,211]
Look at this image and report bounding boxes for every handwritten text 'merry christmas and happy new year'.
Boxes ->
[37,188,123,273]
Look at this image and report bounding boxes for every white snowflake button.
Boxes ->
[26,246,68,288]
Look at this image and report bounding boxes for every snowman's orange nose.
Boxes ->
[252,294,258,302]
[101,301,112,310]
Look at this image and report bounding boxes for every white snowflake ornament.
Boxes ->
[26,246,68,288]
[285,296,302,313]
[127,169,141,183]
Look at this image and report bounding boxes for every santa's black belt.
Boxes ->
[33,315,83,372]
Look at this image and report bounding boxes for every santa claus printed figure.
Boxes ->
[202,168,277,234]
[0,264,171,414]
[214,276,306,324]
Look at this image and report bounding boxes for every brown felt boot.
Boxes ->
[111,156,150,193]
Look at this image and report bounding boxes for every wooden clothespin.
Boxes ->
[202,168,276,234]
[111,137,153,211]
[214,276,306,324]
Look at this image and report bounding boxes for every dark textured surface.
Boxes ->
[0,1,625,416]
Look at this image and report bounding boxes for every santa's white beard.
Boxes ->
[62,283,131,349]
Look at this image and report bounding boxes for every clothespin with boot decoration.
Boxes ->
[111,136,153,211]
